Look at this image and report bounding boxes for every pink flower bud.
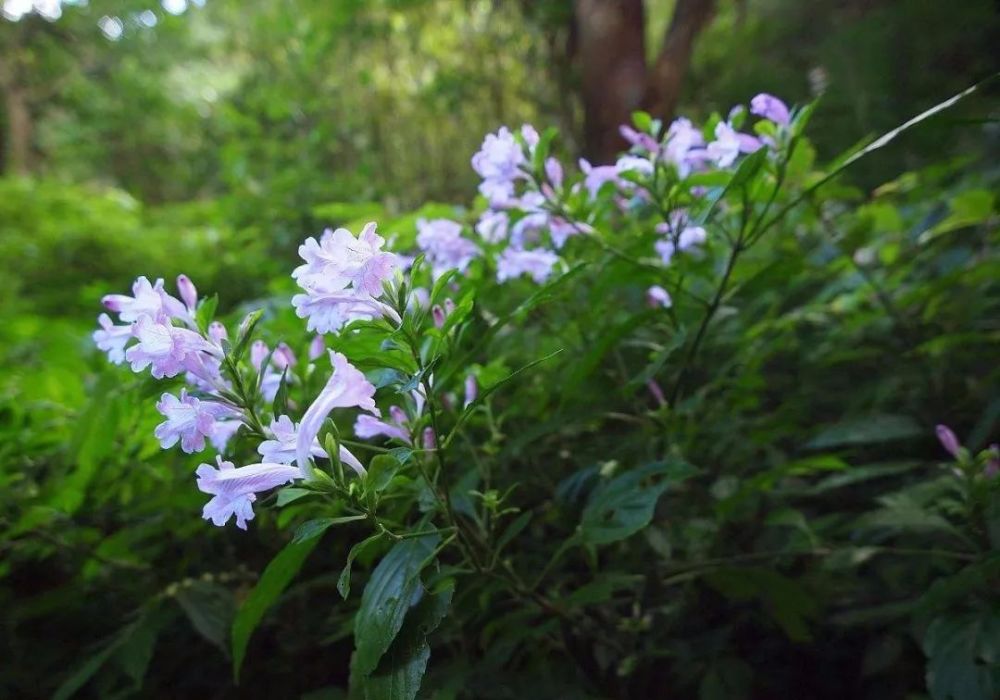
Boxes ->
[422,427,436,450]
[308,335,325,361]
[389,405,408,426]
[986,445,999,478]
[647,380,666,408]
[101,294,125,312]
[545,157,563,188]
[647,285,672,309]
[208,322,228,344]
[250,340,269,370]
[464,374,478,408]
[273,342,296,369]
[177,274,198,311]
[935,424,961,458]
[432,305,446,328]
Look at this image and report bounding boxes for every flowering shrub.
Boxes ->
[83,89,999,698]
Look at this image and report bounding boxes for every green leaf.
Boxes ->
[292,515,367,544]
[232,537,321,681]
[353,534,440,678]
[338,532,385,600]
[276,486,313,507]
[231,309,264,362]
[272,367,290,417]
[806,414,923,449]
[923,612,1000,700]
[580,461,698,545]
[195,293,219,334]
[174,581,236,654]
[363,579,455,700]
[366,454,402,493]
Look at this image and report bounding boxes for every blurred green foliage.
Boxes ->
[0,0,997,698]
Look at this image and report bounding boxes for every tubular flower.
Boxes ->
[154,389,240,453]
[295,351,377,479]
[416,218,480,277]
[258,415,363,473]
[125,315,219,379]
[354,405,412,444]
[706,122,762,168]
[647,285,673,309]
[101,276,186,323]
[93,313,133,364]
[578,159,619,199]
[496,247,560,284]
[750,93,791,126]
[935,424,962,458]
[475,210,510,244]
[196,457,301,530]
[292,222,399,334]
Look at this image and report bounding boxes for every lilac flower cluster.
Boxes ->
[292,222,400,333]
[94,223,414,530]
[413,93,793,296]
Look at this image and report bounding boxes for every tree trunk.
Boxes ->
[642,0,716,121]
[573,0,647,164]
[3,83,33,175]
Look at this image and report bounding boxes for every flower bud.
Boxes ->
[647,380,666,408]
[250,340,269,370]
[647,285,672,309]
[208,321,228,344]
[432,304,446,328]
[308,335,325,361]
[464,374,478,408]
[444,298,455,315]
[422,427,436,450]
[389,405,408,426]
[545,157,564,188]
[177,274,198,311]
[273,342,296,369]
[935,424,961,458]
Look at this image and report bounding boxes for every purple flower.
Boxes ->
[647,285,672,309]
[475,210,509,244]
[750,93,790,126]
[207,321,228,345]
[154,389,239,453]
[464,374,478,408]
[472,126,527,205]
[432,304,446,328]
[258,415,363,473]
[291,290,380,335]
[655,240,676,265]
[296,351,377,478]
[102,276,185,323]
[293,223,398,298]
[647,379,667,407]
[578,159,620,198]
[615,154,654,176]
[663,118,704,177]
[209,419,243,454]
[985,445,999,478]
[935,424,962,458]
[176,274,198,313]
[619,125,659,153]
[292,223,399,334]
[550,217,586,249]
[125,315,218,379]
[308,335,326,361]
[422,427,436,450]
[496,247,560,284]
[544,157,564,188]
[416,219,480,278]
[354,407,411,444]
[196,457,301,530]
[93,313,133,364]
[706,122,762,168]
[678,226,707,250]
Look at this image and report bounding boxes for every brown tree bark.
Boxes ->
[573,0,647,164]
[642,0,716,120]
[3,82,34,175]
[572,0,716,163]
